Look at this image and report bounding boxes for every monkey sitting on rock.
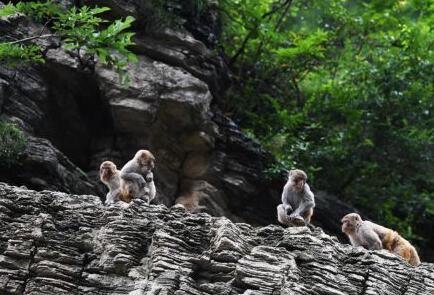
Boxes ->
[277,169,315,226]
[99,161,122,205]
[99,149,156,205]
[341,213,421,266]
[120,149,156,204]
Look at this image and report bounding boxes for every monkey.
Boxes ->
[120,149,156,204]
[175,191,200,212]
[99,161,122,205]
[174,180,208,213]
[277,169,315,226]
[341,213,421,266]
[341,213,382,250]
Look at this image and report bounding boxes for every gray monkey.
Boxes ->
[277,169,315,226]
[120,150,156,204]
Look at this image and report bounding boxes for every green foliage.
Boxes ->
[0,43,44,66]
[52,5,137,84]
[15,0,63,21]
[220,0,434,241]
[0,3,18,16]
[0,1,137,84]
[0,121,27,167]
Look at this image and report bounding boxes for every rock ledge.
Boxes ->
[0,183,432,294]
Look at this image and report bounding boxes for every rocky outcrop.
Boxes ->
[0,0,266,223]
[1,0,431,263]
[0,183,433,294]
[0,0,354,230]
[0,136,101,195]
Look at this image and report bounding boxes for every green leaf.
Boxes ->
[0,3,19,17]
[0,43,44,67]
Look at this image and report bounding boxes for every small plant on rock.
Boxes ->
[0,121,27,167]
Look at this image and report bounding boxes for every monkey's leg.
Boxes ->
[392,239,420,266]
[392,240,415,265]
[119,185,133,203]
[395,246,411,263]
[302,208,314,224]
[139,186,151,204]
[290,216,306,226]
[408,247,421,266]
[277,204,291,225]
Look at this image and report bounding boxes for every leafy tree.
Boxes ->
[0,1,137,83]
[220,0,434,243]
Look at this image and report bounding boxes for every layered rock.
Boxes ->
[0,9,107,196]
[0,0,265,222]
[1,0,431,263]
[0,183,433,294]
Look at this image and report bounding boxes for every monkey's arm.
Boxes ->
[145,171,153,183]
[104,192,113,205]
[105,188,121,205]
[120,163,147,188]
[348,235,363,247]
[359,227,383,250]
[289,184,315,218]
[121,172,146,187]
[281,183,293,214]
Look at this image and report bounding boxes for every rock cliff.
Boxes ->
[0,0,432,264]
[0,0,273,225]
[0,183,433,294]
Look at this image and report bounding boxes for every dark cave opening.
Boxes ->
[37,63,114,171]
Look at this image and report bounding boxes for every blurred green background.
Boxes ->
[219,0,434,246]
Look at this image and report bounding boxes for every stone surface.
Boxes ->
[0,135,102,195]
[0,0,432,263]
[0,183,432,295]
[0,1,272,224]
[133,28,230,99]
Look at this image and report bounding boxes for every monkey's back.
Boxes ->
[383,231,421,266]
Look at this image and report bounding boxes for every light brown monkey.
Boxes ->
[99,161,122,205]
[120,150,156,204]
[277,169,315,226]
[175,191,200,212]
[341,213,421,266]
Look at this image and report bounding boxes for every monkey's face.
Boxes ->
[137,150,155,170]
[292,177,305,192]
[289,169,307,192]
[341,214,360,233]
[341,218,353,233]
[100,162,116,181]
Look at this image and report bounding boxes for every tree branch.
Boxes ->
[253,0,293,61]
[7,34,55,45]
[228,0,292,66]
